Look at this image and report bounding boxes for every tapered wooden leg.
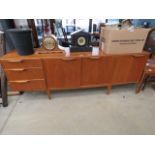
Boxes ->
[136,73,146,93]
[151,85,155,90]
[136,84,143,93]
[141,75,149,91]
[46,89,51,99]
[19,91,24,95]
[107,85,112,94]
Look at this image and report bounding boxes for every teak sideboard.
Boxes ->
[0,50,149,99]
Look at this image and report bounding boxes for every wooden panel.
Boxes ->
[9,79,46,91]
[5,67,44,81]
[1,59,42,69]
[111,55,133,84]
[128,54,149,82]
[43,57,81,89]
[81,56,114,86]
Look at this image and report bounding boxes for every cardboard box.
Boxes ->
[100,27,151,54]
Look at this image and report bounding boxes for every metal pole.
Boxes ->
[0,31,8,107]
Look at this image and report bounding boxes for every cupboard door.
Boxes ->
[81,56,114,86]
[111,55,133,84]
[127,54,148,82]
[43,58,81,89]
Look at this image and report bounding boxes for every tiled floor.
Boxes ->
[0,84,155,135]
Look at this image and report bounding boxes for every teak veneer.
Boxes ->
[0,49,149,99]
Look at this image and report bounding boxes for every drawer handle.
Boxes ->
[7,60,23,63]
[10,80,30,83]
[10,68,26,72]
[88,56,100,59]
[61,57,77,61]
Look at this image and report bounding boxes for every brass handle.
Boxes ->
[61,57,77,61]
[7,59,23,63]
[88,56,100,59]
[10,68,26,72]
[10,80,30,83]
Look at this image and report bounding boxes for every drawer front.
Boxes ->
[9,79,46,91]
[1,59,42,69]
[5,68,44,81]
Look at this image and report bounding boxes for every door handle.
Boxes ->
[88,56,100,59]
[7,59,23,63]
[10,68,26,72]
[61,57,77,61]
[10,80,30,83]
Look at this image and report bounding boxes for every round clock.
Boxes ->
[77,36,86,46]
[42,36,57,50]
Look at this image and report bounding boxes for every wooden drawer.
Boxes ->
[1,59,42,69]
[9,79,46,91]
[5,68,44,81]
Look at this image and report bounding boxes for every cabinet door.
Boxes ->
[43,58,81,89]
[111,55,133,84]
[81,56,114,86]
[127,54,148,82]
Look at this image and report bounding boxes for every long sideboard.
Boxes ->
[0,50,149,99]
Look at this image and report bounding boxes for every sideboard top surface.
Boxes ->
[0,49,149,60]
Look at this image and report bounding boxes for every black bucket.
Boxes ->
[7,28,34,56]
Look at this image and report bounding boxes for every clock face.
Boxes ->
[42,36,56,50]
[77,36,86,46]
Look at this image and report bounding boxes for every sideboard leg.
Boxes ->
[107,85,112,94]
[135,73,146,93]
[152,85,155,90]
[20,91,24,95]
[46,90,51,99]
